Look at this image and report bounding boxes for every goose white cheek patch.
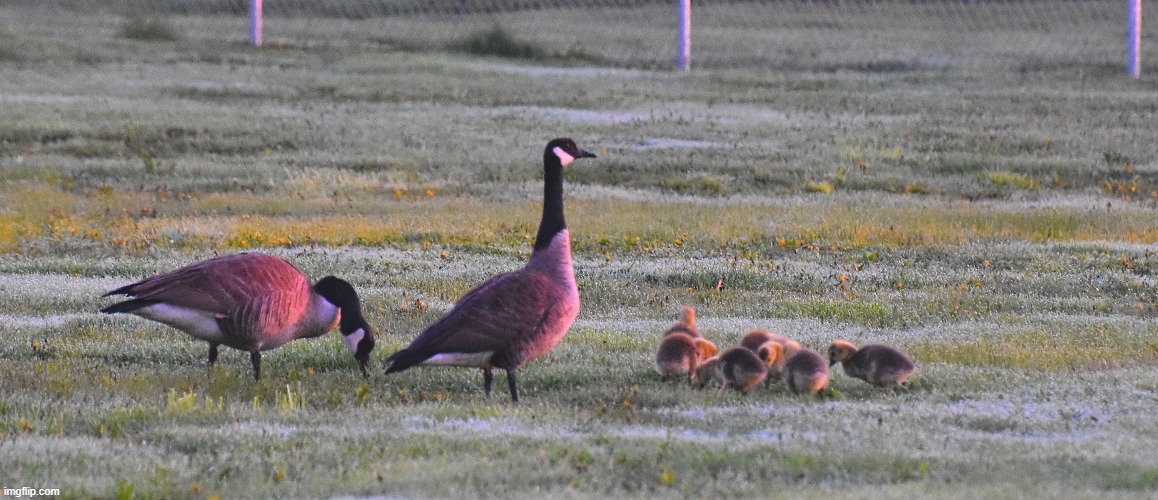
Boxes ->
[553,146,575,166]
[342,328,365,353]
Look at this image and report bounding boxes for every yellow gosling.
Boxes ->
[655,332,718,381]
[739,329,793,352]
[755,340,783,388]
[662,305,701,338]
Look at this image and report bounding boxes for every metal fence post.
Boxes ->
[677,0,691,71]
[250,0,263,47]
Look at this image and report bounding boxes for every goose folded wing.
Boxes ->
[404,270,559,356]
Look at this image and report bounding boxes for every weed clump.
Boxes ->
[117,17,182,42]
[453,25,543,60]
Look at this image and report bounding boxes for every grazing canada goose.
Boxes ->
[827,340,916,387]
[782,347,829,395]
[100,253,376,380]
[739,329,792,352]
[662,305,701,338]
[384,138,596,402]
[712,347,768,393]
[655,332,717,380]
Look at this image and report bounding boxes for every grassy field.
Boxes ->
[2,3,1158,498]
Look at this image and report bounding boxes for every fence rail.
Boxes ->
[5,0,1149,75]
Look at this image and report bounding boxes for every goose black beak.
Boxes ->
[578,149,596,158]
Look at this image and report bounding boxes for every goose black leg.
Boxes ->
[250,351,262,381]
[207,343,220,376]
[483,367,493,397]
[506,369,519,403]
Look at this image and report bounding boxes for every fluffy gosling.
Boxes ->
[739,329,792,352]
[662,305,701,338]
[693,355,720,387]
[655,332,718,381]
[827,340,916,387]
[782,347,829,395]
[712,347,768,393]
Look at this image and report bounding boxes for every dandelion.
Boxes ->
[393,188,404,200]
[425,189,435,198]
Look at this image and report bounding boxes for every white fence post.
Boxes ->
[1127,0,1141,77]
[677,0,691,71]
[250,0,263,47]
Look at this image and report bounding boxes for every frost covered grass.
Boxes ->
[3,244,1157,498]
[1,4,1158,498]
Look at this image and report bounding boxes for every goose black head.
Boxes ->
[545,137,596,167]
[314,276,376,378]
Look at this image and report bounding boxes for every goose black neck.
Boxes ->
[533,159,566,252]
[314,276,366,334]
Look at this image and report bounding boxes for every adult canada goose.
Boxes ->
[712,346,768,393]
[384,138,596,402]
[655,332,717,381]
[100,253,376,380]
[662,305,701,338]
[782,347,829,395]
[827,340,916,387]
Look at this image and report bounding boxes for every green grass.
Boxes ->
[1,2,1158,498]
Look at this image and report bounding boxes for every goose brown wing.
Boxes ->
[387,270,558,369]
[105,254,311,334]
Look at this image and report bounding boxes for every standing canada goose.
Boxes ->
[100,253,376,380]
[384,138,596,402]
[782,347,829,395]
[712,346,768,393]
[662,305,701,338]
[655,332,717,380]
[827,340,916,387]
